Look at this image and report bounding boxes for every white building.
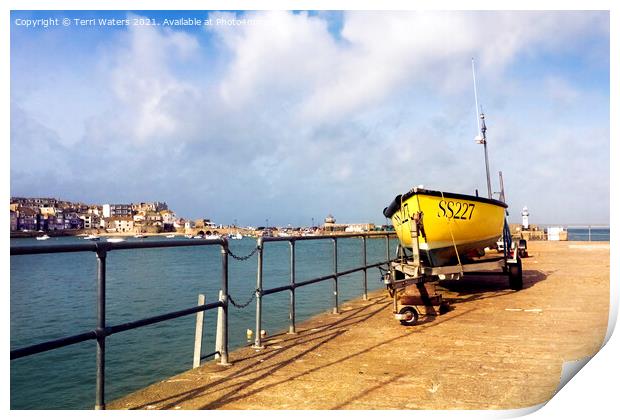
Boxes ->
[344,223,374,233]
[133,212,146,223]
[104,216,134,233]
[160,210,177,225]
[547,226,565,241]
[80,213,100,229]
[103,204,132,218]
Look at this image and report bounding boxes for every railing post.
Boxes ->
[253,238,264,349]
[193,294,206,368]
[95,247,107,410]
[362,236,368,300]
[214,290,224,360]
[289,240,296,334]
[218,242,231,365]
[332,238,339,314]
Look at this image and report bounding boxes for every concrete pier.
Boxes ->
[109,241,609,410]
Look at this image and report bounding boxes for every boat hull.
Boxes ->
[384,188,507,267]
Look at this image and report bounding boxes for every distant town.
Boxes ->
[9,197,391,238]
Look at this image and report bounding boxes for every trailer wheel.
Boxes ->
[508,260,523,291]
[398,306,419,326]
[518,239,527,258]
[439,301,450,314]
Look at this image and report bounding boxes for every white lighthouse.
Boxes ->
[521,206,530,230]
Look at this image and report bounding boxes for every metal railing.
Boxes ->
[10,232,397,409]
[564,225,611,241]
[252,233,395,349]
[10,239,230,410]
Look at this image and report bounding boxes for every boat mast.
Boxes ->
[472,58,492,199]
[498,170,506,203]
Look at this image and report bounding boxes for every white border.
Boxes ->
[3,1,616,418]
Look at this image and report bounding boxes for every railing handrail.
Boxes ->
[564,225,610,229]
[258,232,395,243]
[10,238,229,410]
[260,260,392,296]
[10,232,397,409]
[10,238,226,256]
[252,232,396,348]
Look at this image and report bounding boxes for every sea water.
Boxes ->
[567,227,610,241]
[10,236,392,409]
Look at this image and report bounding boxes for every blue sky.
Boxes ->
[10,10,610,226]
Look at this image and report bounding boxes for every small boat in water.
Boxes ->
[134,234,145,239]
[106,237,126,243]
[383,187,507,267]
[36,234,50,241]
[165,234,176,238]
[204,234,221,240]
[84,234,100,241]
[228,232,243,240]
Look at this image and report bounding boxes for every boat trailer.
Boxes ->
[383,216,524,326]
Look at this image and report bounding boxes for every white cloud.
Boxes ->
[10,11,609,224]
[106,15,201,143]
[10,105,71,180]
[208,11,607,127]
[544,76,580,106]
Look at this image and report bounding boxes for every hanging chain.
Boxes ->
[228,289,258,309]
[224,244,260,308]
[227,246,260,261]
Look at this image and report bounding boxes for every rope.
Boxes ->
[440,191,464,274]
[399,194,408,264]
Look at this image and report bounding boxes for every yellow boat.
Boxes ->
[383,187,508,267]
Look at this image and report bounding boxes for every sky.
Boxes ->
[9,10,610,226]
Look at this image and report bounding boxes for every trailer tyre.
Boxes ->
[399,306,419,326]
[508,260,523,291]
[439,301,450,314]
[518,239,528,258]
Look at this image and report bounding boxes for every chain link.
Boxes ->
[227,246,260,261]
[225,245,260,308]
[228,289,258,309]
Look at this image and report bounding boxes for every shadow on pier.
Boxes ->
[121,269,548,410]
[126,294,465,409]
[106,241,610,410]
[439,269,547,307]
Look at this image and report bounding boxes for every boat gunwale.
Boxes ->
[383,188,508,219]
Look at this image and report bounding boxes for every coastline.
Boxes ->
[10,228,396,239]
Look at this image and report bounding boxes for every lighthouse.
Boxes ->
[521,206,530,230]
